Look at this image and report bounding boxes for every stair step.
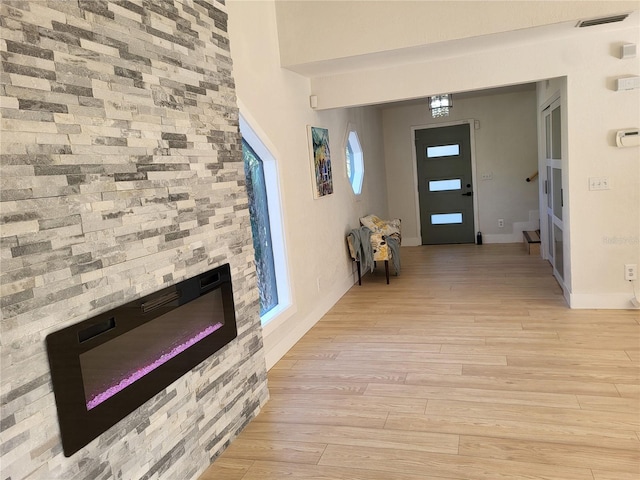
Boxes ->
[523,230,541,244]
[523,230,541,255]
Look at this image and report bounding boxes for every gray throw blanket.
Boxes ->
[385,235,401,275]
[348,226,374,273]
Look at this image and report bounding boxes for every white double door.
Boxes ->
[541,98,565,287]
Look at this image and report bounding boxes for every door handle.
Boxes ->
[461,192,473,196]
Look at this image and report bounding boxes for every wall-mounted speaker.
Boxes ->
[621,43,637,59]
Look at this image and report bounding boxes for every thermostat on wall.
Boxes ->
[616,129,640,147]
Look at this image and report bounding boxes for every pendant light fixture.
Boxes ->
[429,94,452,118]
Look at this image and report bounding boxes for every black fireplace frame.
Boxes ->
[46,263,237,457]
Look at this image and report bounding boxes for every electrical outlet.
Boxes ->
[481,173,493,180]
[498,219,504,228]
[625,264,637,281]
[589,177,610,190]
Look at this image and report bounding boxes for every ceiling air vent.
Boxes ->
[576,14,629,28]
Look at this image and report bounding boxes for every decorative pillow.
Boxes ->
[360,215,401,239]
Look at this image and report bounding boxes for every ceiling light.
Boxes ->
[429,94,452,118]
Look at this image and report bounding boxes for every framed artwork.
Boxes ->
[308,126,333,198]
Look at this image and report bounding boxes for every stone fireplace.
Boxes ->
[0,1,268,479]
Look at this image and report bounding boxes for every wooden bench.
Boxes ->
[523,230,541,255]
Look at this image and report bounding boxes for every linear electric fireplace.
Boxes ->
[46,263,237,457]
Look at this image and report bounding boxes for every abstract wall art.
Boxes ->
[308,126,333,198]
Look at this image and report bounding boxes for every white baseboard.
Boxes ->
[569,292,640,309]
[482,233,518,244]
[263,273,355,370]
[405,213,540,247]
[402,237,421,247]
[483,219,539,244]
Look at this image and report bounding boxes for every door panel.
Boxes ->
[416,124,474,245]
[542,99,565,286]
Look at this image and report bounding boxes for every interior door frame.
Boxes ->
[411,119,480,245]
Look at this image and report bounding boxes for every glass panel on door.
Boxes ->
[428,179,462,191]
[426,144,460,158]
[545,115,551,158]
[547,216,553,257]
[552,106,561,159]
[546,166,552,209]
[552,168,562,220]
[554,224,564,280]
[431,213,463,224]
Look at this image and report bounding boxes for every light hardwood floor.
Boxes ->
[200,244,640,480]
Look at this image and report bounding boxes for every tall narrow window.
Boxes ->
[239,115,290,325]
[242,139,278,315]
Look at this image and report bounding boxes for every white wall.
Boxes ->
[308,15,639,309]
[227,0,389,368]
[381,89,540,246]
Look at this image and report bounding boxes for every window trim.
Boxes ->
[344,124,364,196]
[239,114,292,326]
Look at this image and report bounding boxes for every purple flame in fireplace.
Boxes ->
[86,322,223,410]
